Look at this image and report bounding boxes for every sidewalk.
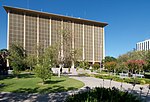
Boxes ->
[70,76,150,102]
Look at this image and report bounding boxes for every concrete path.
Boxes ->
[1,76,150,102]
[70,76,150,102]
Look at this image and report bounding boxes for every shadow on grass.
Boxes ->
[0,73,35,80]
[0,83,14,92]
[12,87,39,93]
[39,85,77,93]
[18,73,35,79]
[44,79,65,84]
[0,83,5,89]
[11,85,77,94]
[0,75,14,80]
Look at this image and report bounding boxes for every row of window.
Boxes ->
[136,41,150,51]
[9,13,104,62]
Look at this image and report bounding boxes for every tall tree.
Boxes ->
[102,56,117,72]
[145,51,150,71]
[104,61,117,74]
[56,29,80,69]
[34,45,57,84]
[117,50,148,72]
[79,60,89,70]
[8,44,26,77]
[125,59,146,74]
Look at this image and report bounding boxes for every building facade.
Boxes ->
[136,39,150,51]
[4,6,108,65]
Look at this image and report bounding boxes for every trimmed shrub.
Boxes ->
[94,74,119,80]
[140,80,146,84]
[144,74,150,79]
[92,63,100,70]
[93,74,150,84]
[65,87,141,102]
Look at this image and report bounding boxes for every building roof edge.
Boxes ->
[3,5,108,27]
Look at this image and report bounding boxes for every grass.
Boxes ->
[0,74,84,93]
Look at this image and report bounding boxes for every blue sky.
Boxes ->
[0,0,150,58]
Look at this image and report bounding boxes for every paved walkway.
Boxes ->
[1,75,150,102]
[70,76,150,102]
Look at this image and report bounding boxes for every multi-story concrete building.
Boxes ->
[136,39,150,51]
[4,6,108,65]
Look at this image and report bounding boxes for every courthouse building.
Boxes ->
[4,6,108,65]
[136,39,150,51]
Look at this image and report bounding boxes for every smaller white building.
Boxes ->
[136,39,150,51]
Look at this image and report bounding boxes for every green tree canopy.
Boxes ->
[0,49,8,72]
[26,54,37,71]
[8,44,26,77]
[117,50,149,73]
[79,60,89,70]
[34,45,57,84]
[104,61,117,73]
[103,56,117,63]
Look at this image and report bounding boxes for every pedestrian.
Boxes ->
[60,67,62,74]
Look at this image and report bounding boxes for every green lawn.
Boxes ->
[0,74,84,93]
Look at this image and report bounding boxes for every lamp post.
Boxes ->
[120,81,123,91]
[131,79,136,93]
[110,78,112,88]
[103,78,104,88]
[139,87,143,100]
